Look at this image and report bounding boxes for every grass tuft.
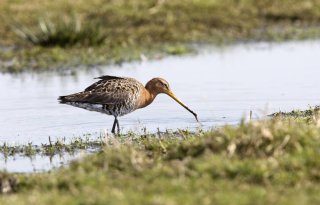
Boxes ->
[11,16,106,47]
[271,105,320,123]
[0,136,106,159]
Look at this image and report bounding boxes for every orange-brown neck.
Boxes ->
[137,87,158,109]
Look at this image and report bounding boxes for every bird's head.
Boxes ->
[146,78,171,95]
[146,78,199,122]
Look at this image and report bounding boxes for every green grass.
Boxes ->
[0,135,106,158]
[271,105,320,123]
[1,0,320,72]
[1,117,320,204]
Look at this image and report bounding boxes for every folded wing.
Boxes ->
[58,76,141,105]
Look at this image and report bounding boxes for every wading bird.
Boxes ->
[58,75,198,134]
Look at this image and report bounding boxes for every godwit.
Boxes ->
[58,75,198,133]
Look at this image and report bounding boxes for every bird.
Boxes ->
[58,75,198,134]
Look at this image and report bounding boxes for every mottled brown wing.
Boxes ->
[59,77,142,105]
[84,75,124,92]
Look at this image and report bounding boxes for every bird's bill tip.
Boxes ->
[194,114,199,122]
[167,90,199,122]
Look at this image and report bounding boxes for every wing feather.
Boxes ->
[59,76,142,105]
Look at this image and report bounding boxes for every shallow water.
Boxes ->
[1,152,84,173]
[1,40,320,172]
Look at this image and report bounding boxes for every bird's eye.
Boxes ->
[158,81,169,89]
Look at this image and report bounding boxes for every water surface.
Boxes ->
[1,40,320,171]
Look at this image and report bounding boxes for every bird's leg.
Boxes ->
[111,117,117,134]
[116,118,120,134]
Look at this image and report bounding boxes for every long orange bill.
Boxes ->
[167,91,199,122]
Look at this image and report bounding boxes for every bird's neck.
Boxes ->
[137,87,157,109]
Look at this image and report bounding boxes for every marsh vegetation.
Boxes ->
[1,0,320,72]
[1,113,320,204]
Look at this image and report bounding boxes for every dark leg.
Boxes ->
[116,118,120,133]
[111,117,117,134]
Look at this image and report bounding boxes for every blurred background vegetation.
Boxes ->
[1,0,320,71]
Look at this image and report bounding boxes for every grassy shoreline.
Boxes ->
[1,0,320,72]
[1,108,320,204]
